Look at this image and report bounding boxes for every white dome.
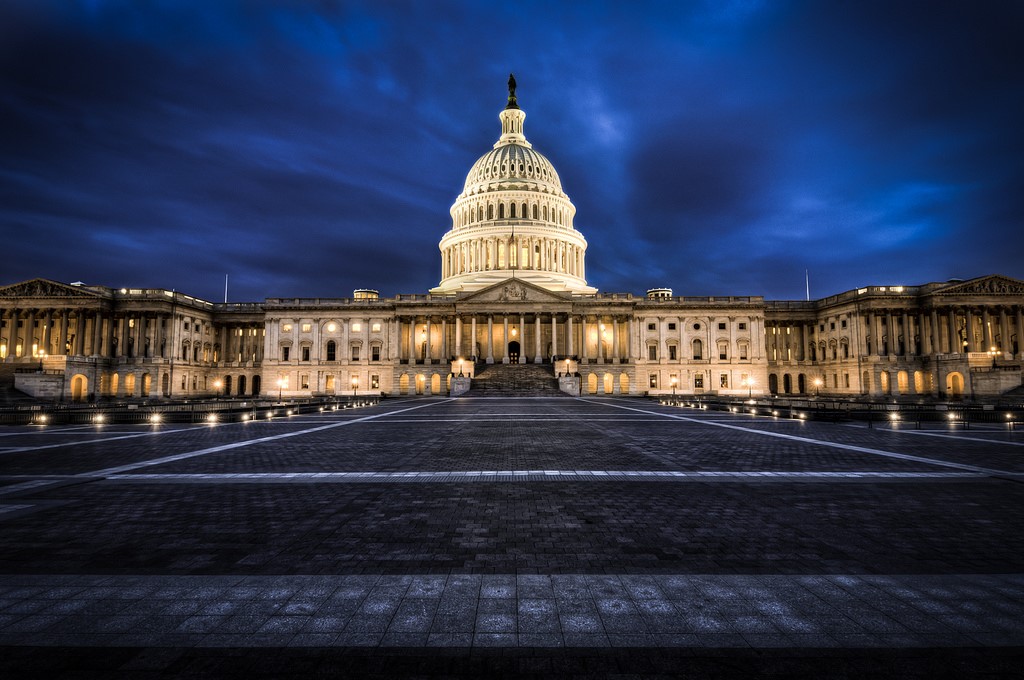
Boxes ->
[431,80,595,296]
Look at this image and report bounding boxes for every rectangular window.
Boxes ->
[326,375,335,391]
[719,349,727,360]
[281,346,290,361]
[371,374,380,389]
[668,322,676,331]
[648,345,657,360]
[301,323,312,333]
[718,322,726,330]
[352,323,362,332]
[720,374,728,388]
[371,323,381,332]
[282,323,292,332]
[738,322,747,330]
[300,374,309,389]
[371,346,380,362]
[740,345,748,360]
[352,346,360,361]
[841,319,848,329]
[844,373,850,388]
[301,346,310,362]
[820,324,825,332]
[669,345,677,360]
[647,323,656,331]
[694,374,704,389]
[830,322,836,330]
[649,374,658,388]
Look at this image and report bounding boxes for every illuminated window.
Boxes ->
[300,374,309,389]
[649,374,658,388]
[720,374,729,388]
[694,374,704,389]
[327,323,336,332]
[301,323,312,333]
[371,375,380,389]
[282,323,292,332]
[352,323,362,332]
[371,323,381,332]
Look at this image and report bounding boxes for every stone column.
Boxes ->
[901,312,910,357]
[581,316,589,363]
[470,316,477,360]
[486,315,494,364]
[534,315,542,363]
[999,308,1010,353]
[982,307,993,351]
[1016,306,1024,356]
[948,308,959,354]
[58,310,69,356]
[612,316,620,364]
[965,308,976,352]
[39,309,52,356]
[454,316,462,358]
[441,317,448,362]
[566,314,574,358]
[551,314,558,359]
[520,314,528,362]
[74,311,86,356]
[425,317,433,363]
[502,316,509,364]
[929,310,939,355]
[220,326,228,364]
[407,317,416,362]
[24,309,35,358]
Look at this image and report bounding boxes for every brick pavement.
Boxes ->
[1,396,1023,678]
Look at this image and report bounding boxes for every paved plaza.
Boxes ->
[1,396,1023,677]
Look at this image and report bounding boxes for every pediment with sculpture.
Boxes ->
[934,275,1024,297]
[457,278,572,304]
[0,278,107,300]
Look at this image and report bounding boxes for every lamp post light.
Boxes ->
[277,378,286,402]
[458,358,464,377]
[213,379,222,399]
[670,376,678,396]
[988,346,1001,367]
[813,377,823,398]
[565,358,570,377]
[746,376,754,399]
[351,375,359,397]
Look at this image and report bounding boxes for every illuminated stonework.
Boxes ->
[431,88,595,295]
[1,79,1022,401]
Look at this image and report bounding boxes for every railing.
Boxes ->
[0,396,381,427]
[655,395,1023,429]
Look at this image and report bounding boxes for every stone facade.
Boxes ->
[2,89,1022,401]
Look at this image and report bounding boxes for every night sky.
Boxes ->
[2,1,1022,303]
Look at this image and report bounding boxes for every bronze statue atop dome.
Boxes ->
[506,72,519,109]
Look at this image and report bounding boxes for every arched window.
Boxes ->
[498,203,505,219]
[509,203,516,218]
[326,340,336,362]
[532,204,538,219]
[521,202,527,218]
[692,339,703,360]
[487,204,494,220]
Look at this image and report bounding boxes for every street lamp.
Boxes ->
[813,377,823,398]
[670,376,678,396]
[745,376,754,399]
[565,358,570,377]
[277,378,286,402]
[351,375,359,397]
[213,379,222,398]
[988,346,1002,367]
[458,358,464,377]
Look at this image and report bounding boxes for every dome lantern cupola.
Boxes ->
[431,76,596,296]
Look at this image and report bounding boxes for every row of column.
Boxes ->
[218,323,264,364]
[769,305,1023,363]
[441,236,584,280]
[399,314,629,364]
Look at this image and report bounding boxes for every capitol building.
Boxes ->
[2,81,1023,402]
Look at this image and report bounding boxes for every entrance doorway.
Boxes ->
[508,341,520,364]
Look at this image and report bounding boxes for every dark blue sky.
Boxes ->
[2,1,1022,302]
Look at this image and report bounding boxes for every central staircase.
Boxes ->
[468,362,568,397]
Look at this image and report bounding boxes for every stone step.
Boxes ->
[469,362,568,397]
